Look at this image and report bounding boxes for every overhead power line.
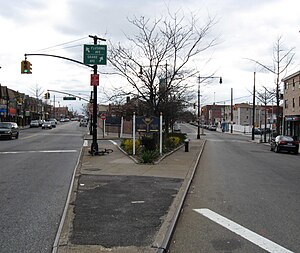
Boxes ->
[34,36,88,52]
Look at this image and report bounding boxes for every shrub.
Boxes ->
[166,132,186,143]
[141,135,157,151]
[166,136,181,150]
[140,149,159,164]
[121,139,141,155]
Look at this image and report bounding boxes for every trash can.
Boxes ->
[184,139,189,152]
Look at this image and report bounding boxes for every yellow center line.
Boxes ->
[20,134,39,140]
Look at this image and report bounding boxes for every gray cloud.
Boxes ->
[0,0,45,22]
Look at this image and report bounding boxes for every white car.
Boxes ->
[173,123,181,132]
[42,121,52,129]
[30,120,40,128]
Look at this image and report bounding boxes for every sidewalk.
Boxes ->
[53,133,205,253]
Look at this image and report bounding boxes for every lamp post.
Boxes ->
[197,75,222,139]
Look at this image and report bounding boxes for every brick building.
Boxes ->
[282,71,300,139]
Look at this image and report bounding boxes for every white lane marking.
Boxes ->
[208,139,249,143]
[83,140,89,147]
[131,201,145,204]
[194,208,294,253]
[0,150,77,154]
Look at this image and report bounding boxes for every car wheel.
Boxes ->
[15,133,19,139]
[275,146,280,153]
[294,150,298,155]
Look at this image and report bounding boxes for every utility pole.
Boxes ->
[264,87,267,143]
[197,75,222,138]
[53,95,55,119]
[252,72,256,140]
[230,88,233,133]
[197,76,201,139]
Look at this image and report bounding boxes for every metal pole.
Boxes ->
[230,88,233,133]
[264,88,267,143]
[120,116,123,138]
[252,72,256,140]
[89,91,93,135]
[91,37,99,155]
[197,76,200,139]
[133,112,136,155]
[160,112,163,155]
[53,95,56,119]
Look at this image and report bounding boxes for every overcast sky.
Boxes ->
[0,0,299,113]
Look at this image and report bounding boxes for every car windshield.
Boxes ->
[0,123,11,129]
[281,136,294,141]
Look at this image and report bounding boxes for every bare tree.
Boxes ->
[247,36,295,135]
[108,10,218,131]
[27,84,44,100]
[256,86,276,142]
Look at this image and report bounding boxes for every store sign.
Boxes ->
[285,116,299,122]
[8,108,16,116]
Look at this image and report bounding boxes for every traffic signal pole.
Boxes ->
[24,35,106,155]
[89,35,106,155]
[91,63,99,154]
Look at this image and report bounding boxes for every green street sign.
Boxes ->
[63,97,76,100]
[83,44,107,65]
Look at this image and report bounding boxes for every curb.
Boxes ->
[117,143,185,165]
[155,140,206,253]
[51,144,84,253]
[51,138,206,253]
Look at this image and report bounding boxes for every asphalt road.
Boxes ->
[0,121,86,253]
[169,125,300,253]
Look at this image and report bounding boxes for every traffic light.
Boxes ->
[27,61,32,74]
[21,60,32,74]
[44,92,50,99]
[21,60,27,73]
[193,103,196,109]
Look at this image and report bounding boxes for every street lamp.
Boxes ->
[197,75,222,139]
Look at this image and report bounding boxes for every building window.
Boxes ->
[299,96,300,107]
[292,98,295,108]
[285,99,288,109]
[285,82,288,90]
[293,79,295,90]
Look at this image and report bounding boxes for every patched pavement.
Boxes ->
[55,138,205,253]
[71,175,182,247]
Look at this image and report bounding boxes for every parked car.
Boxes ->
[259,127,271,134]
[38,119,45,126]
[173,123,181,132]
[270,135,299,154]
[42,121,52,129]
[79,119,88,127]
[30,120,40,128]
[49,118,58,124]
[49,121,56,128]
[253,128,262,135]
[208,125,217,131]
[0,122,19,139]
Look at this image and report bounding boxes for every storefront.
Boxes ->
[284,116,300,140]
